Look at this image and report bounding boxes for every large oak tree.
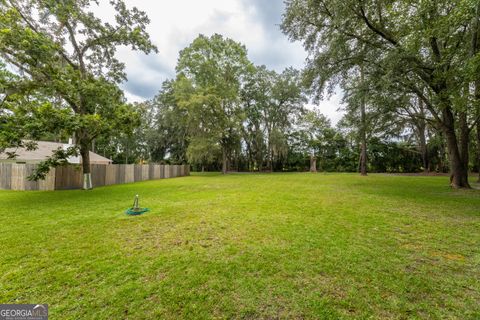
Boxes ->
[282,0,480,188]
[0,0,157,188]
[175,34,251,174]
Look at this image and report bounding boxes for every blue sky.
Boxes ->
[100,0,344,123]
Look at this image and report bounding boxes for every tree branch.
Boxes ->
[7,0,78,70]
[357,4,398,47]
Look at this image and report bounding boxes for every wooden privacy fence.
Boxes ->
[0,163,190,191]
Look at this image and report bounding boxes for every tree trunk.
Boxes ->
[437,131,446,173]
[359,65,367,176]
[443,108,470,188]
[222,149,227,174]
[476,80,480,182]
[318,153,323,172]
[359,146,367,176]
[267,147,273,172]
[80,142,92,190]
[416,98,429,174]
[459,111,470,171]
[473,4,480,182]
[268,150,274,172]
[417,123,429,174]
[255,130,263,172]
[477,119,480,182]
[309,154,317,173]
[359,103,368,176]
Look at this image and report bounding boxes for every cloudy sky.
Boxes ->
[102,0,344,123]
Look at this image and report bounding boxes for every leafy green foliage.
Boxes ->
[27,145,79,181]
[0,0,156,182]
[174,34,251,171]
[281,0,480,187]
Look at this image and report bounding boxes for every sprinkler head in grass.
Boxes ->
[126,194,149,215]
[133,194,139,210]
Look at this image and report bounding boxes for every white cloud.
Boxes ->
[306,90,345,126]
[98,0,344,123]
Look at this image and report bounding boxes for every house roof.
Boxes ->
[0,141,112,163]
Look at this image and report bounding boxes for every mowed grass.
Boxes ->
[0,173,479,319]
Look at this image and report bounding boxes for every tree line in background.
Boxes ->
[1,0,480,189]
[94,32,474,178]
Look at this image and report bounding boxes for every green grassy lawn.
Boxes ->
[0,173,479,319]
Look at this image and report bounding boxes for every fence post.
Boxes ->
[125,164,134,183]
[0,163,12,190]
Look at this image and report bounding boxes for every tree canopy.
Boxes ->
[0,0,156,188]
[281,0,480,188]
[1,1,480,188]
